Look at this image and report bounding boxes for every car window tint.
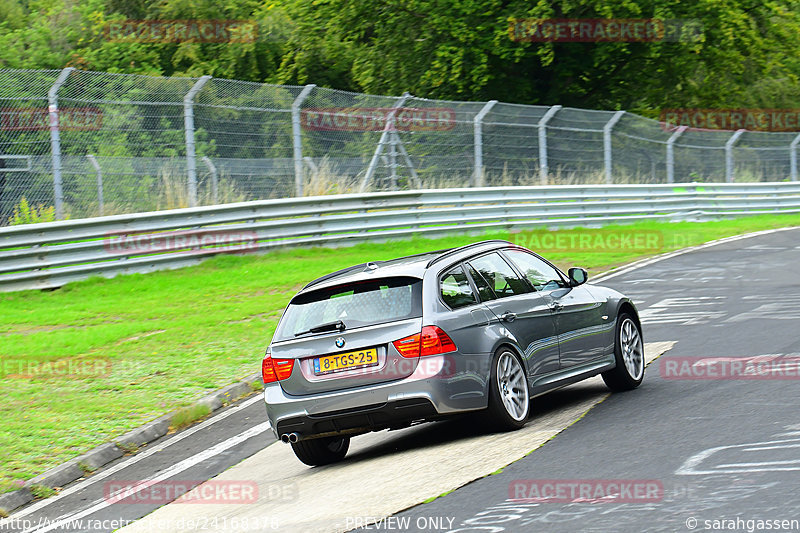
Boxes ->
[466,263,496,302]
[440,266,477,309]
[468,253,529,298]
[274,277,422,340]
[504,250,564,291]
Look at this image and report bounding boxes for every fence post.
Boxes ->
[361,93,411,192]
[725,129,746,183]
[389,126,399,190]
[603,110,625,184]
[538,105,561,185]
[184,75,211,207]
[790,133,800,181]
[201,156,218,204]
[85,154,103,216]
[473,100,497,187]
[292,84,316,197]
[47,67,74,220]
[666,125,688,183]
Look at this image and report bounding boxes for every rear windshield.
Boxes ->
[273,277,423,341]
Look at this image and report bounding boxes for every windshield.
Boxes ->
[273,277,423,341]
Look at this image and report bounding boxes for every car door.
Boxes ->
[435,264,495,356]
[503,249,607,369]
[465,252,559,376]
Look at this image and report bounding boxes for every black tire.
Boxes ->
[602,313,645,392]
[485,348,530,431]
[290,435,350,466]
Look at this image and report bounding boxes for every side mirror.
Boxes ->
[568,267,588,286]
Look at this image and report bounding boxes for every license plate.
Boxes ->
[313,348,379,375]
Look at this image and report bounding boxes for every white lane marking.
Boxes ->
[24,422,272,533]
[638,296,728,325]
[676,437,800,475]
[11,394,266,519]
[716,460,800,468]
[743,443,800,452]
[727,302,800,322]
[592,226,800,283]
[744,245,786,250]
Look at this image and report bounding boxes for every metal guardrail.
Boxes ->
[2,183,800,293]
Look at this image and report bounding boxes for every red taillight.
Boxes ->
[273,358,294,380]
[393,333,421,358]
[421,326,457,356]
[393,326,456,358]
[262,355,276,383]
[262,354,294,383]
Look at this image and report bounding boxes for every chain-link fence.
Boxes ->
[2,67,799,224]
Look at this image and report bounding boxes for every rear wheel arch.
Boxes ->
[491,341,530,378]
[483,345,531,430]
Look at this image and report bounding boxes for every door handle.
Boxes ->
[550,302,563,312]
[500,312,517,322]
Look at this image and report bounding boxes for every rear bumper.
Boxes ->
[263,353,489,440]
[275,397,439,438]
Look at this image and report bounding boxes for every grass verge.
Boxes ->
[170,404,212,432]
[1,214,799,490]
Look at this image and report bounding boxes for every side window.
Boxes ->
[468,253,529,298]
[466,264,496,302]
[440,266,477,309]
[504,250,564,292]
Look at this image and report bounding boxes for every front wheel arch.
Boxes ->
[617,300,642,341]
[602,312,645,391]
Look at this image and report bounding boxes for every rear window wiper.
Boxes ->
[294,320,346,337]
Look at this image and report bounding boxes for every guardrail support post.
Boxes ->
[48,67,74,220]
[603,110,625,184]
[725,129,746,183]
[85,154,103,216]
[473,100,498,187]
[538,105,561,185]
[361,93,411,192]
[666,125,687,183]
[790,133,800,181]
[292,84,316,197]
[184,75,211,207]
[201,156,218,204]
[395,137,421,189]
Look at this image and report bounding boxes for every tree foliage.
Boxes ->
[2,0,800,112]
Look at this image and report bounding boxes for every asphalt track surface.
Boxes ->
[3,227,799,533]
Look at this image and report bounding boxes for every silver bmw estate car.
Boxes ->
[262,240,644,466]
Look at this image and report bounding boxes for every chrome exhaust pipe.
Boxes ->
[279,432,301,443]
